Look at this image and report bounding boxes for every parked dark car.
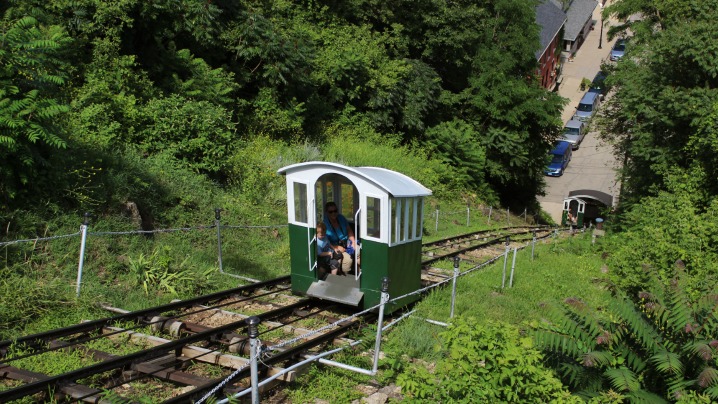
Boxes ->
[610,39,627,61]
[588,71,608,99]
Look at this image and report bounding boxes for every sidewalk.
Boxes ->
[557,4,616,123]
[538,2,620,223]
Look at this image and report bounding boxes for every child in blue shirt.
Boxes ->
[317,222,342,278]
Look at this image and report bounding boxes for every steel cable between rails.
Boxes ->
[0,231,82,247]
[23,290,291,403]
[1,285,289,365]
[195,349,257,404]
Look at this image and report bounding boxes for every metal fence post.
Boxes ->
[509,247,518,287]
[75,212,90,297]
[215,208,224,273]
[487,206,492,225]
[450,257,460,318]
[531,230,537,261]
[501,237,510,289]
[246,316,261,404]
[524,207,527,223]
[466,206,470,227]
[372,277,390,374]
[435,209,439,232]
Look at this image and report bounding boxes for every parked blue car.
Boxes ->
[544,141,572,177]
[610,39,627,61]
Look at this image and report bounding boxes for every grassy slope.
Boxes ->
[282,232,611,402]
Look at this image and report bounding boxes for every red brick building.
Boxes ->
[535,0,567,90]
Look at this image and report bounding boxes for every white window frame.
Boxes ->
[289,181,311,225]
[363,193,384,243]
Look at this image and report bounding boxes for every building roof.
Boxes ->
[535,0,567,59]
[568,189,614,206]
[564,0,598,41]
[277,162,432,198]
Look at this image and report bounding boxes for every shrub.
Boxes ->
[128,246,218,296]
[601,173,718,300]
[321,122,462,199]
[397,317,577,402]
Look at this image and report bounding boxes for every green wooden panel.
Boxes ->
[289,223,317,294]
[358,239,388,310]
[360,239,421,312]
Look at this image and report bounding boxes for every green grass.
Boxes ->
[384,233,612,364]
[412,232,609,326]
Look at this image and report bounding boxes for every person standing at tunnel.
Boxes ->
[567,210,578,234]
[324,201,355,274]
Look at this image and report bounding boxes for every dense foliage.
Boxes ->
[0,0,563,216]
[3,0,718,400]
[534,274,718,402]
[601,0,718,210]
[0,13,70,204]
[600,173,718,299]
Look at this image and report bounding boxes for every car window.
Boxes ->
[564,127,580,135]
[577,103,593,112]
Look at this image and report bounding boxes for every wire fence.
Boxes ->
[1,209,289,297]
[1,206,544,297]
[423,205,541,234]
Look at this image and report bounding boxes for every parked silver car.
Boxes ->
[561,120,586,150]
[573,91,601,122]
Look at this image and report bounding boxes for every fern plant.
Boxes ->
[534,273,718,402]
[0,12,71,201]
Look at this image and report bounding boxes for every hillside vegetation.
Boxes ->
[2,0,718,401]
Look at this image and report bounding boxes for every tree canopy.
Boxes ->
[0,0,563,212]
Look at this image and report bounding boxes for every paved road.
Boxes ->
[538,2,622,223]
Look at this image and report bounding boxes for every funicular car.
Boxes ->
[277,162,432,312]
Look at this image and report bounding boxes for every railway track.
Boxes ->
[0,225,557,403]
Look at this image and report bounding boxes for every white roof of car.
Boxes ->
[277,161,432,198]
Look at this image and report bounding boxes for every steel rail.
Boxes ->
[166,314,371,403]
[0,276,290,354]
[422,228,553,266]
[0,297,309,402]
[422,225,549,248]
